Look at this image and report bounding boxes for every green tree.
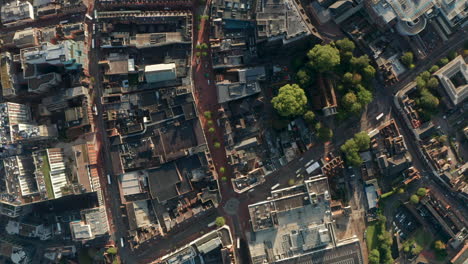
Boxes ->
[341,51,353,63]
[314,122,322,132]
[343,72,354,84]
[352,73,362,85]
[411,244,423,255]
[106,247,117,255]
[195,51,201,57]
[438,135,448,143]
[341,138,359,153]
[378,231,393,246]
[214,142,221,148]
[202,51,208,56]
[346,151,363,166]
[438,57,449,66]
[208,127,215,133]
[354,132,370,151]
[350,55,370,70]
[303,111,316,124]
[420,71,431,81]
[200,43,209,49]
[349,102,363,114]
[307,44,340,72]
[204,111,212,119]
[356,86,373,106]
[434,240,446,251]
[416,76,426,89]
[427,77,439,89]
[419,89,439,111]
[219,167,226,174]
[448,50,458,60]
[368,249,380,264]
[341,139,363,167]
[380,245,394,264]
[317,126,333,142]
[401,52,414,67]
[207,120,213,126]
[410,194,420,204]
[296,68,313,87]
[416,188,427,197]
[429,65,439,73]
[272,84,308,117]
[215,216,225,227]
[342,92,358,109]
[362,65,376,80]
[336,38,355,53]
[196,44,202,49]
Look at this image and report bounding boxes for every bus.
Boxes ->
[271,183,280,190]
[107,174,112,184]
[376,113,384,121]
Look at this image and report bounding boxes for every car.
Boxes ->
[295,168,302,174]
[305,160,314,167]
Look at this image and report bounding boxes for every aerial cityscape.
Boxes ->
[0,0,467,263]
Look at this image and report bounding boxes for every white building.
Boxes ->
[144,63,177,83]
[0,1,34,26]
[435,55,468,106]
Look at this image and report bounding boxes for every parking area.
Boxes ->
[393,206,420,241]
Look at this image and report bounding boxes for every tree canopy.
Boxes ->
[215,216,225,227]
[410,194,420,204]
[350,55,370,71]
[368,249,380,264]
[429,65,439,73]
[357,86,373,106]
[303,111,316,124]
[434,240,446,251]
[401,52,414,67]
[307,44,340,72]
[354,132,371,151]
[427,77,439,89]
[317,126,333,142]
[336,38,355,53]
[419,89,439,111]
[416,188,427,197]
[438,57,449,66]
[362,65,376,80]
[272,84,308,117]
[296,68,313,87]
[340,139,363,167]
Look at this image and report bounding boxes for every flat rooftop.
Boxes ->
[248,176,336,263]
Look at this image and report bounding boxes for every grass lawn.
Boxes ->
[413,228,432,248]
[41,154,54,199]
[366,222,378,251]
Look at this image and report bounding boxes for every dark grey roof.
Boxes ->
[147,163,180,202]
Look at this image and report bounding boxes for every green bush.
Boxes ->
[416,188,427,197]
[215,216,225,227]
[410,194,420,204]
[204,111,212,119]
[106,247,117,255]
